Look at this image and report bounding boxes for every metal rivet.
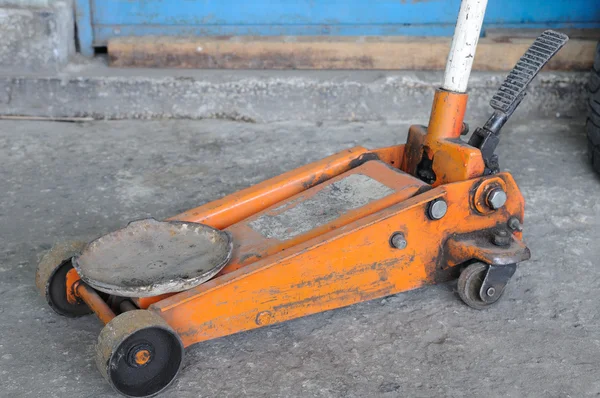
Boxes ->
[486,287,496,297]
[487,188,507,209]
[428,199,447,220]
[255,311,272,326]
[390,233,407,250]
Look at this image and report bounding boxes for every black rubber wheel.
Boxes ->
[587,42,600,174]
[96,310,184,398]
[457,262,504,310]
[35,241,92,317]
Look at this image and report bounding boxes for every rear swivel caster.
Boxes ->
[96,310,184,398]
[457,262,517,310]
[35,240,92,317]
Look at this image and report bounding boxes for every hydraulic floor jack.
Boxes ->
[36,0,569,396]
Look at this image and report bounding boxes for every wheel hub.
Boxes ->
[127,343,154,368]
[478,263,517,304]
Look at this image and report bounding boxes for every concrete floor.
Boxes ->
[0,115,599,397]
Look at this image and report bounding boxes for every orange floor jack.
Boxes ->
[36,1,569,396]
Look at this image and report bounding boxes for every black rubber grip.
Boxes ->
[490,30,569,114]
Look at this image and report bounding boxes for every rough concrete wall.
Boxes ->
[0,0,74,72]
[0,70,586,121]
[0,0,49,7]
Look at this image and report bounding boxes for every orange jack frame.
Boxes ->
[70,90,530,348]
[37,25,573,397]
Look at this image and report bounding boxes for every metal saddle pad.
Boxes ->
[73,218,233,297]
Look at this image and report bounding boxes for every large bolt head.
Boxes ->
[428,199,448,220]
[487,189,507,209]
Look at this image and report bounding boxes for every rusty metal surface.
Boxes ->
[73,218,233,297]
[155,171,527,348]
[444,231,531,268]
[248,173,395,241]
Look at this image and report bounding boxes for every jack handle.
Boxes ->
[426,0,488,141]
[468,30,569,174]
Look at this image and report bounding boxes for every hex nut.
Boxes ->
[487,189,507,209]
[492,229,512,246]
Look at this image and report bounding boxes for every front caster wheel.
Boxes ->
[96,310,184,398]
[458,262,507,310]
[35,240,92,317]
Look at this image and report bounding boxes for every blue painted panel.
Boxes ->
[74,0,94,56]
[93,22,600,46]
[91,0,600,26]
[92,0,462,26]
[77,0,600,52]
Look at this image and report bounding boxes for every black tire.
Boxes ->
[96,310,184,398]
[35,241,93,317]
[457,262,504,310]
[587,42,600,174]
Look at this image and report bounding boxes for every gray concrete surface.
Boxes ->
[0,114,599,397]
[0,65,588,122]
[0,0,74,72]
[0,0,51,7]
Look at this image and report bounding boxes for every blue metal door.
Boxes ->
[76,0,600,56]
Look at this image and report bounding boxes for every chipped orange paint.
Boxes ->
[134,294,174,309]
[426,89,469,141]
[151,172,525,348]
[131,149,410,310]
[371,145,405,168]
[75,282,116,325]
[63,86,529,351]
[222,161,426,274]
[169,146,372,229]
[400,89,484,187]
[401,125,485,186]
[133,147,410,309]
[65,267,81,305]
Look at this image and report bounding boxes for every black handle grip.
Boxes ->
[469,30,569,174]
[490,30,569,117]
